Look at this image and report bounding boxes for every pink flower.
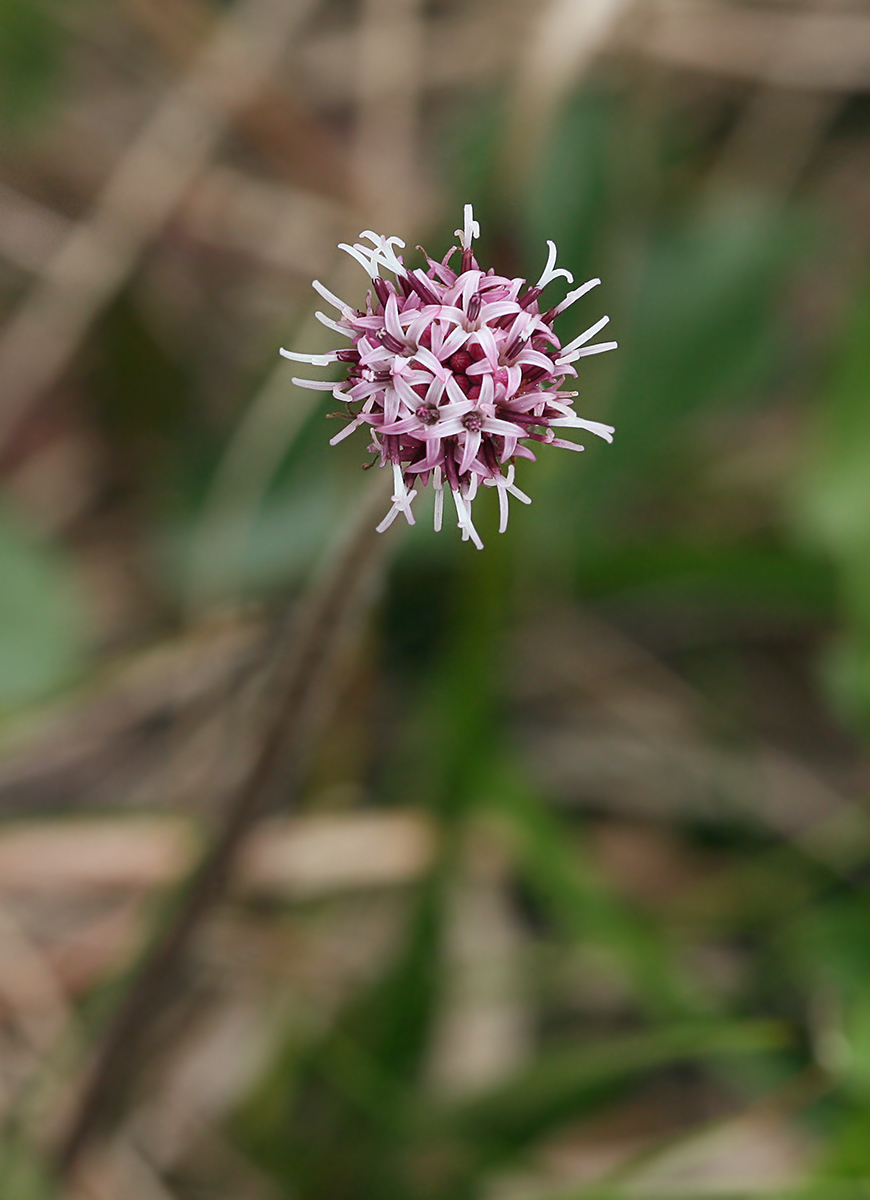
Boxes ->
[281,205,615,549]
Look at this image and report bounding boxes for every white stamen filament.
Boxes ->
[291,377,340,391]
[547,415,615,442]
[315,311,353,337]
[329,418,363,446]
[536,240,574,289]
[558,315,610,359]
[452,488,483,550]
[551,278,600,317]
[360,232,407,276]
[338,242,381,278]
[313,279,353,314]
[557,340,618,365]
[433,466,444,531]
[280,348,337,366]
[455,203,480,250]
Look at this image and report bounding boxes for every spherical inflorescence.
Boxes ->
[281,204,616,548]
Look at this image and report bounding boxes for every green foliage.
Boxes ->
[0,0,62,124]
[0,506,85,709]
[793,285,870,729]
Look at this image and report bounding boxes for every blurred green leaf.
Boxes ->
[433,1020,787,1173]
[792,283,870,728]
[489,769,705,1019]
[786,898,870,1102]
[588,205,798,500]
[237,867,452,1200]
[0,1139,56,1200]
[0,0,62,124]
[0,506,85,708]
[522,93,613,283]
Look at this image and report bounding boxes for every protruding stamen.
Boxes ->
[280,348,337,365]
[454,203,480,250]
[433,471,444,531]
[557,340,618,364]
[360,232,407,276]
[546,277,601,321]
[315,310,353,337]
[313,279,354,315]
[558,315,611,358]
[536,240,574,290]
[291,377,341,391]
[338,241,381,278]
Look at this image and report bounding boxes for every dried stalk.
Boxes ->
[57,474,393,1177]
[0,0,316,453]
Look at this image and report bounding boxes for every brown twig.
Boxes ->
[0,0,317,454]
[57,473,393,1177]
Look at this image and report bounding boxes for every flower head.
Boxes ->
[281,204,616,549]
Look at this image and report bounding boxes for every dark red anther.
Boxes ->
[407,271,438,305]
[449,350,473,373]
[373,277,390,307]
[504,334,527,360]
[443,442,461,490]
[482,440,500,473]
[461,247,474,273]
[335,348,360,362]
[378,330,405,354]
[519,286,541,311]
[467,293,481,320]
[523,365,547,383]
[492,313,515,329]
[503,411,543,427]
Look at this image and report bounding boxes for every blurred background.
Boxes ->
[4,0,870,1196]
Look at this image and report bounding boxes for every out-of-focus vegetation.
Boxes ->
[3,1,870,1197]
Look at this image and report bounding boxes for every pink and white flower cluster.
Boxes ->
[281,205,615,548]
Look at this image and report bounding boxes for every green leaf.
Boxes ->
[0,0,62,124]
[431,1020,787,1171]
[490,768,704,1019]
[792,283,870,728]
[0,506,85,708]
